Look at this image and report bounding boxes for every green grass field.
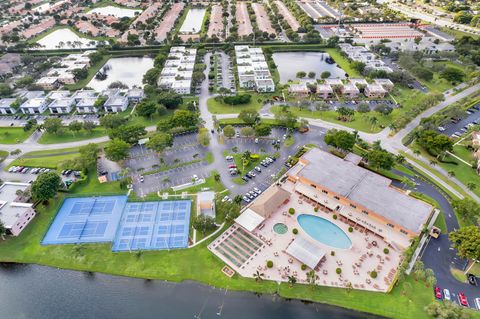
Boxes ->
[8,153,79,170]
[324,48,361,77]
[207,96,263,114]
[38,127,107,144]
[0,127,33,144]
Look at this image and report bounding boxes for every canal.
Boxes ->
[0,263,381,319]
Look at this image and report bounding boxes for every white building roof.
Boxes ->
[235,208,264,232]
[286,236,325,269]
[0,182,33,228]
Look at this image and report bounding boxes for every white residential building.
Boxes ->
[76,97,98,114]
[48,97,75,114]
[20,97,48,114]
[104,94,129,113]
[35,76,60,90]
[0,98,18,114]
[339,43,393,73]
[0,182,36,236]
[158,46,197,94]
[235,45,275,93]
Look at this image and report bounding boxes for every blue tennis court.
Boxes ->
[112,200,191,251]
[42,196,128,245]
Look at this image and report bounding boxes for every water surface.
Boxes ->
[272,52,347,84]
[36,29,97,50]
[90,6,142,18]
[179,8,206,33]
[87,56,154,91]
[0,263,383,319]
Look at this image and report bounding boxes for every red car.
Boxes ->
[434,286,442,299]
[228,164,237,169]
[458,293,469,307]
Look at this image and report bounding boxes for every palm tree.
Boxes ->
[429,159,437,166]
[287,275,297,287]
[448,171,455,177]
[395,154,405,164]
[306,270,318,287]
[253,270,265,282]
[72,244,86,257]
[233,195,243,204]
[413,149,421,157]
[135,249,144,264]
[0,221,6,239]
[467,182,477,191]
[369,116,379,130]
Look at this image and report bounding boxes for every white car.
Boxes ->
[192,174,198,181]
[443,289,451,301]
[253,187,262,194]
[243,196,250,202]
[476,297,480,310]
[438,126,445,132]
[222,195,231,202]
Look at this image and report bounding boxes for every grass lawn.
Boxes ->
[324,48,361,77]
[207,96,263,114]
[1,170,480,318]
[410,142,480,200]
[0,150,7,162]
[8,153,79,170]
[38,127,107,144]
[0,127,33,144]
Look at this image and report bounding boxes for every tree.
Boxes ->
[367,150,395,170]
[31,171,62,202]
[68,120,83,136]
[108,124,146,145]
[238,109,260,125]
[0,220,6,237]
[324,129,356,152]
[274,110,298,129]
[240,126,255,137]
[425,300,470,319]
[192,215,216,234]
[320,71,331,79]
[374,104,393,116]
[170,109,198,128]
[440,67,466,83]
[417,130,453,156]
[296,71,306,78]
[336,106,355,121]
[83,121,97,134]
[253,270,265,282]
[157,91,183,109]
[100,114,127,129]
[0,83,13,97]
[223,125,235,138]
[78,143,100,168]
[197,128,211,146]
[357,103,370,113]
[146,132,173,153]
[142,67,160,86]
[452,198,480,221]
[255,124,271,136]
[351,61,366,73]
[287,275,297,287]
[449,226,480,260]
[43,118,63,135]
[72,68,88,80]
[307,71,316,78]
[306,269,318,287]
[136,101,158,118]
[105,138,130,162]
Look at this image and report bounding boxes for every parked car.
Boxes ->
[228,164,237,169]
[221,195,231,203]
[139,176,144,183]
[255,166,261,172]
[242,196,250,203]
[434,286,442,299]
[475,298,480,310]
[225,156,234,161]
[443,289,451,301]
[242,176,249,182]
[253,187,262,194]
[458,293,469,307]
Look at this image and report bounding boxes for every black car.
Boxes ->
[242,176,249,182]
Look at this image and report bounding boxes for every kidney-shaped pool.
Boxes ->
[297,214,352,249]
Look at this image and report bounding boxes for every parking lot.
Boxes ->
[438,102,480,137]
[218,126,327,202]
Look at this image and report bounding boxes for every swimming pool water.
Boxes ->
[297,214,352,249]
[273,223,288,234]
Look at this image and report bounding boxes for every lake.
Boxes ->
[87,57,154,91]
[179,8,206,34]
[0,263,383,319]
[89,5,142,18]
[36,28,97,50]
[272,52,347,84]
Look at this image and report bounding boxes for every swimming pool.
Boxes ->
[273,223,288,234]
[297,214,352,249]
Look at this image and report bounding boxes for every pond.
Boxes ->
[87,56,154,91]
[36,28,97,50]
[0,263,383,319]
[89,5,142,18]
[272,52,347,84]
[179,8,206,34]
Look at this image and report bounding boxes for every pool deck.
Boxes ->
[210,181,401,292]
